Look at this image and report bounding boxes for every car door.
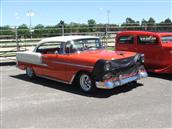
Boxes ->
[136,35,162,69]
[116,35,136,51]
[36,41,68,82]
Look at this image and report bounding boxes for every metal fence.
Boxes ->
[0,24,172,57]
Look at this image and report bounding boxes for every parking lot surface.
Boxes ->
[1,65,172,128]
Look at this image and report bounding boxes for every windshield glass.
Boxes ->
[72,38,102,51]
[161,36,172,43]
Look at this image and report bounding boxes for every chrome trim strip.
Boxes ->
[18,61,48,67]
[37,75,70,84]
[52,61,93,69]
[69,74,76,84]
[39,63,48,67]
[37,74,76,85]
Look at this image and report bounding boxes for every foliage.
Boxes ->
[121,17,140,30]
[0,25,15,35]
[0,18,172,38]
[17,24,30,38]
[88,19,96,32]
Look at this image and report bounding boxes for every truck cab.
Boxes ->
[115,31,172,73]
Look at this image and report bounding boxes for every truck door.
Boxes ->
[116,35,136,52]
[136,35,162,69]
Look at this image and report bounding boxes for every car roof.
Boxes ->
[117,31,172,36]
[117,31,157,35]
[39,35,99,43]
[157,32,172,36]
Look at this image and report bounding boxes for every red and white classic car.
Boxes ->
[16,36,147,93]
[115,31,172,73]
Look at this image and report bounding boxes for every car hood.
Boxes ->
[72,49,137,60]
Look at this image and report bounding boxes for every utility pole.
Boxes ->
[27,10,34,39]
[105,10,110,36]
[105,10,110,46]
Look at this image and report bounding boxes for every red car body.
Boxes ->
[16,36,147,92]
[115,31,172,73]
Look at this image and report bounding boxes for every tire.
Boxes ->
[77,72,96,93]
[26,67,36,79]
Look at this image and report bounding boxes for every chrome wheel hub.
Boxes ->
[80,74,92,91]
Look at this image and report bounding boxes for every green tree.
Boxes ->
[17,24,30,38]
[121,17,140,30]
[141,19,148,30]
[147,17,156,31]
[147,17,155,24]
[68,22,80,33]
[157,18,172,31]
[88,19,96,32]
[164,18,172,23]
[79,24,89,32]
[0,25,15,35]
[35,24,44,29]
[33,24,45,37]
[126,17,135,24]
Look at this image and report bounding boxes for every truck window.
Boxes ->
[118,36,134,44]
[161,36,172,43]
[138,35,158,44]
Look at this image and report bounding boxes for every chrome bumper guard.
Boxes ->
[96,71,148,89]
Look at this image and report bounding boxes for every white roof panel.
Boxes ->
[39,35,99,43]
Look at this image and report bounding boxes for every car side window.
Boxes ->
[65,42,77,54]
[36,42,64,54]
[118,35,134,44]
[138,35,158,45]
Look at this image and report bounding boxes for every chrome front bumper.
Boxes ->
[95,71,148,89]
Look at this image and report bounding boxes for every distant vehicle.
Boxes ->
[115,31,172,74]
[16,35,147,93]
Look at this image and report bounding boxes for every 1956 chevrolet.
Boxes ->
[16,36,147,93]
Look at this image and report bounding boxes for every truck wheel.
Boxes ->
[78,72,96,93]
[26,67,36,79]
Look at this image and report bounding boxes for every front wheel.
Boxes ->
[26,67,36,79]
[77,72,96,93]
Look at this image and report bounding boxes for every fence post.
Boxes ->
[15,26,20,51]
[145,23,147,31]
[59,20,64,36]
[62,24,64,36]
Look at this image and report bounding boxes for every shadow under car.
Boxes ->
[10,74,143,98]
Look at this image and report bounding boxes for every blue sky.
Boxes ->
[1,0,172,26]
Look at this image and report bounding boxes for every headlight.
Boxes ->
[104,62,111,71]
[134,54,139,62]
[140,54,144,63]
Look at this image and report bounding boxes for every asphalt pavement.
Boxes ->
[1,65,172,128]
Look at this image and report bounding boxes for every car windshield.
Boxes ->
[71,38,102,52]
[161,36,172,43]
